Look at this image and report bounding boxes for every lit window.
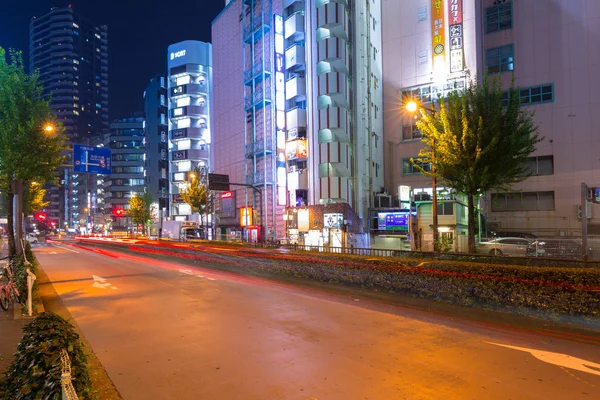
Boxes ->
[486,44,514,73]
[176,97,191,107]
[176,75,191,86]
[177,118,191,129]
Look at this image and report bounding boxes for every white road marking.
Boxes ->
[92,275,117,290]
[49,251,58,254]
[487,342,600,376]
[180,269,217,281]
[53,244,79,253]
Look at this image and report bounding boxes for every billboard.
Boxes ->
[73,144,111,174]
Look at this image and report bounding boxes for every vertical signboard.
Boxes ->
[448,0,464,73]
[431,0,446,74]
[274,14,287,205]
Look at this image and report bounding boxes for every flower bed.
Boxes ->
[78,239,600,323]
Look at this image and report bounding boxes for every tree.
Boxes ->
[179,166,213,234]
[128,192,155,236]
[414,76,541,253]
[0,47,68,255]
[24,182,49,216]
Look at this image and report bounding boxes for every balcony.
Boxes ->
[169,105,208,119]
[244,61,272,86]
[283,0,305,9]
[170,83,208,98]
[285,45,306,72]
[245,140,274,158]
[170,127,205,141]
[170,148,210,162]
[285,13,305,41]
[243,14,271,43]
[244,90,272,111]
[285,76,306,101]
[286,107,307,140]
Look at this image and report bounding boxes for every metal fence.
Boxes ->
[279,244,397,257]
[61,348,79,400]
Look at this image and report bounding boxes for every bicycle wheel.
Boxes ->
[0,287,9,311]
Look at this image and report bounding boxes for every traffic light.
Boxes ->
[113,208,125,217]
[34,212,47,221]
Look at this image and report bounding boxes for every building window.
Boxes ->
[502,84,554,106]
[437,202,454,215]
[486,44,514,73]
[486,1,512,33]
[491,191,555,212]
[520,84,554,105]
[402,124,422,141]
[526,155,554,176]
[402,158,431,175]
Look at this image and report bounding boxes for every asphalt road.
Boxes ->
[35,243,600,400]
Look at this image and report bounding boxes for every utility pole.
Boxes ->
[582,182,588,261]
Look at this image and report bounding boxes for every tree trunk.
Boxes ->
[6,187,15,258]
[467,193,476,254]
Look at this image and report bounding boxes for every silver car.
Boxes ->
[479,237,532,256]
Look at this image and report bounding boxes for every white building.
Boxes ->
[167,41,213,221]
[212,0,384,246]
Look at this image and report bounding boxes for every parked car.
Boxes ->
[526,238,592,259]
[26,233,39,244]
[489,231,537,239]
[479,237,532,256]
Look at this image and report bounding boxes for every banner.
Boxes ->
[431,0,446,73]
[448,0,464,73]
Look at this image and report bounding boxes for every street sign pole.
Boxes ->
[582,182,588,262]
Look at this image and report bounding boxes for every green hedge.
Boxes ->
[0,313,91,400]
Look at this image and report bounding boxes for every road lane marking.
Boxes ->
[179,269,217,281]
[487,342,600,376]
[52,244,80,253]
[92,275,117,290]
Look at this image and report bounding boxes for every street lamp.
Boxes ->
[44,124,54,133]
[405,99,439,251]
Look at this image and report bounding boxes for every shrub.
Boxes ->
[9,242,40,311]
[0,313,91,400]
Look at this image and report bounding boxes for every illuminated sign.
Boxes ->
[220,191,233,199]
[448,0,464,73]
[431,0,446,74]
[240,206,253,227]
[170,50,186,60]
[274,14,287,205]
[377,211,416,231]
[324,213,343,229]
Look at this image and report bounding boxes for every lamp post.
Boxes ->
[405,100,439,251]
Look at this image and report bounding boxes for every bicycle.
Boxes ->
[0,256,21,311]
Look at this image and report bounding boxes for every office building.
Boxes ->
[167,41,213,221]
[105,117,145,231]
[383,0,600,251]
[30,6,108,228]
[212,0,383,246]
[144,76,170,218]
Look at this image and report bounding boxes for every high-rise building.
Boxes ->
[167,41,213,221]
[212,0,383,246]
[29,6,108,229]
[105,117,145,232]
[144,76,170,218]
[383,0,600,250]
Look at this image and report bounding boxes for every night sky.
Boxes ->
[0,0,224,120]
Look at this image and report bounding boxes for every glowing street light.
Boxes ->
[405,100,418,113]
[44,124,55,133]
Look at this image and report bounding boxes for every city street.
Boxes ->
[36,243,600,400]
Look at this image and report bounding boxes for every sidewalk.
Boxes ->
[0,311,27,375]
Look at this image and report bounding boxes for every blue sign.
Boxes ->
[73,144,112,174]
[377,211,416,231]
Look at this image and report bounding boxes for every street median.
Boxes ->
[72,238,600,328]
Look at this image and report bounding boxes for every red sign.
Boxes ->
[448,0,463,24]
[221,191,233,199]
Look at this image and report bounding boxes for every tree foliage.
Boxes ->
[414,76,541,253]
[23,182,48,216]
[128,191,155,235]
[179,166,213,216]
[0,47,68,255]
